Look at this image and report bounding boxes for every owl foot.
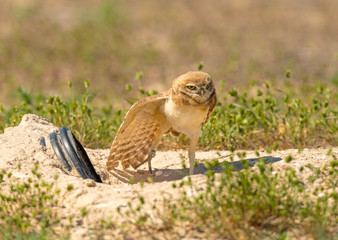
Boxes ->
[147,150,156,174]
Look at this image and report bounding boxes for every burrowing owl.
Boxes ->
[106,71,217,175]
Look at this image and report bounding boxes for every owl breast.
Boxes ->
[163,97,208,137]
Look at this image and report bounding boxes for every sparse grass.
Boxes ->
[0,81,124,148]
[0,153,336,239]
[0,164,68,239]
[111,153,338,239]
[0,78,336,150]
[200,80,337,150]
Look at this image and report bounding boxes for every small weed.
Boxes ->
[80,207,88,218]
[66,184,74,191]
[285,155,293,162]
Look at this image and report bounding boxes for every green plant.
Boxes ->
[0,81,124,149]
[0,164,68,239]
[155,155,338,239]
[199,82,337,150]
[99,153,337,239]
[1,80,336,151]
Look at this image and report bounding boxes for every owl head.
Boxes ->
[172,71,215,105]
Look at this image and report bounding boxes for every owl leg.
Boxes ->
[146,150,156,174]
[188,135,199,175]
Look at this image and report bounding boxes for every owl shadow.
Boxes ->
[155,155,282,183]
[110,156,282,184]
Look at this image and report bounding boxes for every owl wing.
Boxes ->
[107,90,171,171]
[202,90,217,126]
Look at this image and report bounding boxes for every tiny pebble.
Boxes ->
[117,204,127,208]
[85,179,96,187]
[39,137,46,147]
[187,189,195,196]
[318,193,325,198]
[19,148,26,156]
[155,170,163,176]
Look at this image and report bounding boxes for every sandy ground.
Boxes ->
[0,114,336,239]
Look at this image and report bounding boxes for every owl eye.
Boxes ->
[187,85,196,90]
[206,83,211,90]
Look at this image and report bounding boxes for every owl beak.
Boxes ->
[200,88,205,96]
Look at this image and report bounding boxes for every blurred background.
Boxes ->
[1,0,337,106]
